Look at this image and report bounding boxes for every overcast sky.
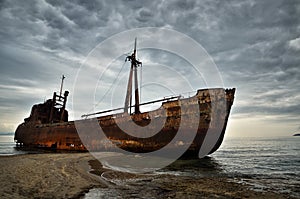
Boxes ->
[0,0,299,137]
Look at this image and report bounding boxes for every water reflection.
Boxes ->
[158,156,225,177]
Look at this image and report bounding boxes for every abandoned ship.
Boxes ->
[14,39,235,158]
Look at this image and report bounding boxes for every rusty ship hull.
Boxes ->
[14,88,235,158]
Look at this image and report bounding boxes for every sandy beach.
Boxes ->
[0,153,104,198]
[0,153,293,198]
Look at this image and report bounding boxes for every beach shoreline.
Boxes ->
[0,153,293,198]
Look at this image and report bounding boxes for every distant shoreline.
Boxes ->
[0,133,14,136]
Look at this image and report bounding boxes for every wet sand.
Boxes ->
[0,153,293,198]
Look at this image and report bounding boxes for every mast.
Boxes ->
[124,38,142,114]
[49,75,69,122]
[59,75,65,98]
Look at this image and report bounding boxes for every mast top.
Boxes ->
[126,38,142,68]
[59,74,65,97]
[134,37,137,54]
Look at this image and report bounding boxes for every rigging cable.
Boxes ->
[83,61,127,118]
[140,63,142,103]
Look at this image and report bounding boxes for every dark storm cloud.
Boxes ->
[196,0,300,122]
[0,0,300,132]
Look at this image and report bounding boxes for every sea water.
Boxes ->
[85,136,300,198]
[213,137,299,197]
[0,134,27,156]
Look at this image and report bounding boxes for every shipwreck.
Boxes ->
[14,39,235,158]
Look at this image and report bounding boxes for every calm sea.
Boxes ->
[213,136,299,197]
[1,135,299,197]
